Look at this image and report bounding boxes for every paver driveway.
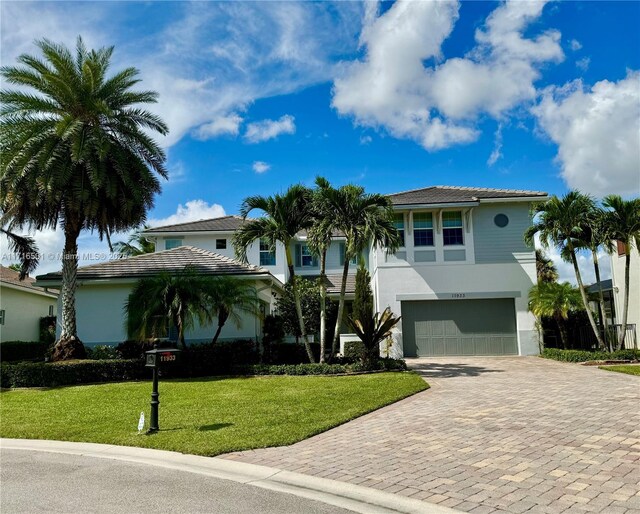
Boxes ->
[224,358,640,513]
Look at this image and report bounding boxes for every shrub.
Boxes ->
[236,359,407,376]
[1,359,146,388]
[269,342,322,364]
[86,345,118,360]
[115,340,156,360]
[343,340,365,363]
[0,341,50,362]
[542,348,639,363]
[39,316,56,345]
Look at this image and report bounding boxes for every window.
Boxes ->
[49,305,54,316]
[394,213,405,246]
[443,211,464,245]
[295,244,317,267]
[164,238,182,250]
[413,213,434,246]
[339,243,358,266]
[494,214,509,228]
[0,309,4,325]
[216,238,227,250]
[259,239,276,266]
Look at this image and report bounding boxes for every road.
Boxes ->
[1,449,353,514]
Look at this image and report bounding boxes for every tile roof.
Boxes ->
[387,186,547,206]
[144,215,249,233]
[36,246,271,282]
[304,274,356,295]
[0,265,58,295]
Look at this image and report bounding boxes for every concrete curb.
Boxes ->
[1,439,460,514]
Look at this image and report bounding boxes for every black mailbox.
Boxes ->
[144,342,181,433]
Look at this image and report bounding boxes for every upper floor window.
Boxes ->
[295,244,318,267]
[393,213,405,247]
[216,238,227,250]
[164,238,182,250]
[259,239,276,266]
[413,213,434,247]
[0,309,5,325]
[339,242,358,266]
[443,211,464,246]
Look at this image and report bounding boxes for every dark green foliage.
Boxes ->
[542,348,639,363]
[343,340,366,363]
[115,340,156,360]
[1,359,146,388]
[275,277,337,339]
[352,264,373,324]
[39,316,56,345]
[270,342,321,364]
[349,308,402,370]
[261,314,285,363]
[86,345,118,360]
[0,341,50,362]
[235,358,407,376]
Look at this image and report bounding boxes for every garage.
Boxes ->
[401,298,518,357]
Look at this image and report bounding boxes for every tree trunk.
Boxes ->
[568,243,605,349]
[555,313,568,349]
[286,246,315,363]
[52,219,86,361]
[318,249,327,363]
[592,250,612,352]
[619,250,631,349]
[211,310,229,345]
[330,257,351,361]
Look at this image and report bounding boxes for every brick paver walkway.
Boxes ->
[223,358,640,513]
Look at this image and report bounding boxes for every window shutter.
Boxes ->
[295,244,302,267]
[339,242,345,265]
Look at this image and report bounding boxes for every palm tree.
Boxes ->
[349,307,401,370]
[602,195,640,349]
[535,249,559,284]
[125,266,212,348]
[528,281,584,349]
[1,215,39,279]
[113,225,155,257]
[207,277,259,344]
[232,185,316,362]
[317,184,401,360]
[1,38,168,360]
[307,177,336,362]
[524,191,605,349]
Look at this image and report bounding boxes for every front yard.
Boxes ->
[0,372,427,456]
[599,364,640,376]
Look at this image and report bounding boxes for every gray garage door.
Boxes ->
[401,299,518,357]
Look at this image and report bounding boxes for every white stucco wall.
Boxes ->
[611,250,640,340]
[0,286,57,342]
[58,279,276,347]
[373,258,538,357]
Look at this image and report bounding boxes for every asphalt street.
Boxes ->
[0,449,353,514]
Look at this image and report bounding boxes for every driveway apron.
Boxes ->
[223,357,640,513]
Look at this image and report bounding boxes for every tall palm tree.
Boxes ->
[535,249,559,284]
[317,184,401,359]
[524,191,605,349]
[125,266,212,348]
[602,195,640,349]
[1,212,39,279]
[1,38,168,359]
[232,185,316,362]
[528,281,584,349]
[113,225,155,257]
[307,177,335,362]
[207,277,259,344]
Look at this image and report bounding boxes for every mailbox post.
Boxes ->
[145,342,181,433]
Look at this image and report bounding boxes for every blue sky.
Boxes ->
[1,1,639,281]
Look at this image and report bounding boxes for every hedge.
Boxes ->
[343,340,365,362]
[1,357,408,388]
[0,341,51,362]
[1,359,146,388]
[542,348,639,363]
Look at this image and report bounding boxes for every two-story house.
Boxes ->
[36,185,546,356]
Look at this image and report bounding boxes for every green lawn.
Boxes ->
[599,365,640,377]
[0,373,427,456]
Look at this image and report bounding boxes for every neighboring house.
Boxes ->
[36,246,283,346]
[35,186,546,356]
[586,279,616,327]
[0,265,58,342]
[610,244,639,346]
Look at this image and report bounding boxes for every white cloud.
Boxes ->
[569,39,582,51]
[576,57,590,72]
[332,0,563,151]
[359,135,373,145]
[533,71,640,197]
[538,237,612,287]
[194,114,243,140]
[149,200,226,228]
[487,124,503,166]
[252,161,271,174]
[244,115,296,143]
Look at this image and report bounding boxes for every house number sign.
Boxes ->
[451,293,466,299]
